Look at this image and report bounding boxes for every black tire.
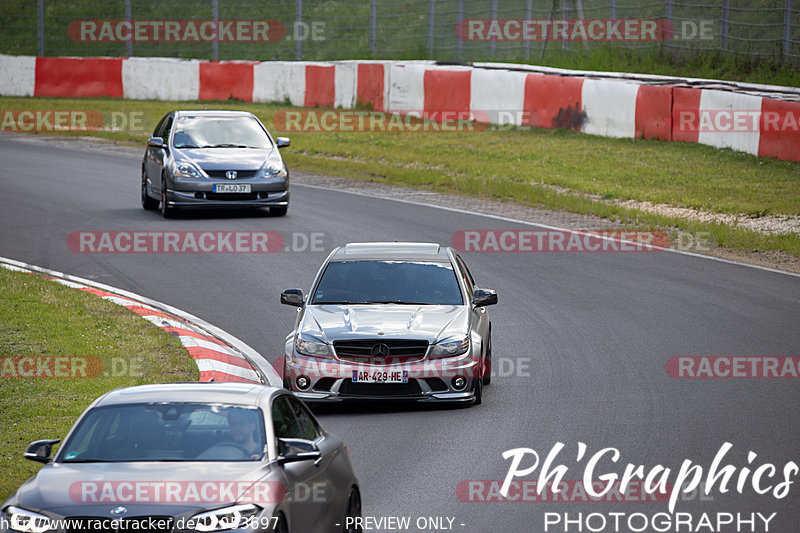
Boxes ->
[472,379,482,406]
[273,515,288,533]
[141,168,158,210]
[482,331,492,386]
[343,487,362,533]
[270,205,288,217]
[160,177,175,218]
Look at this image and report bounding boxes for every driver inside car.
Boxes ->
[227,409,263,458]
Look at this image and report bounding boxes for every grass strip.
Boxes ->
[0,266,198,500]
[1,96,798,257]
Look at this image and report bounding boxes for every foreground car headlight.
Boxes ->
[172,161,205,179]
[430,336,469,358]
[5,506,54,533]
[257,161,287,179]
[191,503,261,532]
[295,334,331,357]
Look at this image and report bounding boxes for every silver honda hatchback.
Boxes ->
[141,110,290,218]
[280,242,497,405]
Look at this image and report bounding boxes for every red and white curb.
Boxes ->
[0,257,281,386]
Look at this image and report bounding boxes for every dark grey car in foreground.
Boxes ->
[141,110,290,218]
[1,383,360,533]
[281,242,497,405]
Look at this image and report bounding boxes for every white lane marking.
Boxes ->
[295,182,800,279]
[52,278,89,289]
[1,264,32,273]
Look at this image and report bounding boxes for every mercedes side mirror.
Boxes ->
[281,288,304,307]
[472,288,498,307]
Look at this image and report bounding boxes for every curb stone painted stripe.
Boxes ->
[0,256,281,385]
[2,53,798,161]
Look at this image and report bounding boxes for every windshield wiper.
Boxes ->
[365,300,430,305]
[313,300,358,305]
[208,143,252,148]
[61,459,107,463]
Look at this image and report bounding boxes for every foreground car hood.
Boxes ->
[177,147,273,170]
[9,461,277,513]
[304,304,469,343]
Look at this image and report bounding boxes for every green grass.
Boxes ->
[2,95,799,258]
[0,266,198,501]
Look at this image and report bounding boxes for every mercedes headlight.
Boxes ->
[191,503,261,532]
[430,335,469,358]
[295,334,330,357]
[6,506,55,533]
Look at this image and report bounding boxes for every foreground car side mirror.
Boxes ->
[24,439,60,464]
[281,288,304,307]
[277,438,321,464]
[275,137,291,149]
[147,136,165,148]
[472,288,498,307]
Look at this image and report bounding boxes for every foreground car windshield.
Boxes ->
[59,403,266,462]
[172,116,271,149]
[312,260,463,305]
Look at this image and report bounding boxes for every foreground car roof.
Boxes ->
[332,242,450,262]
[93,382,279,406]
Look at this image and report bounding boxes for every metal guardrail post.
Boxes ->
[295,0,303,60]
[125,0,133,57]
[370,0,377,55]
[489,0,497,59]
[524,0,532,61]
[610,0,617,20]
[211,0,218,61]
[427,0,435,57]
[785,0,794,57]
[456,0,463,61]
[541,0,555,59]
[721,0,730,51]
[37,0,44,57]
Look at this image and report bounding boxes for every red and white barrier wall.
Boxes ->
[1,53,799,162]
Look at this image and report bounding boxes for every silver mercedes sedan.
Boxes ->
[141,110,290,218]
[1,383,361,533]
[280,242,497,405]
